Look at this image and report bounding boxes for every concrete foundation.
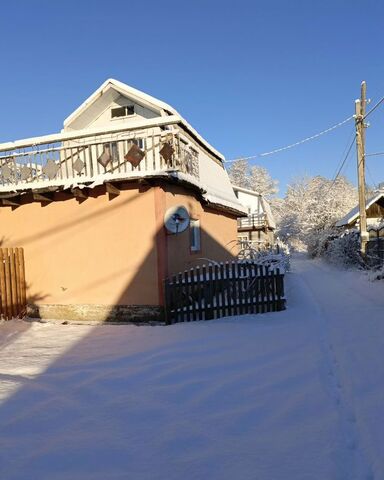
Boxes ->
[27,303,164,324]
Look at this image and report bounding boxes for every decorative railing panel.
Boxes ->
[0,128,199,192]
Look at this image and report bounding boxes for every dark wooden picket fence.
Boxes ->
[164,261,285,324]
[0,248,27,320]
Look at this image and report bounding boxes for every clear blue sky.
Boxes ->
[1,0,383,195]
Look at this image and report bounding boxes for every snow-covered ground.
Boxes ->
[1,256,384,480]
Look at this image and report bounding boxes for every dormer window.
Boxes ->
[111,105,135,118]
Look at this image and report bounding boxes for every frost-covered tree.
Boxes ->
[269,197,285,226]
[278,175,357,255]
[227,159,251,189]
[249,165,279,197]
[227,159,278,197]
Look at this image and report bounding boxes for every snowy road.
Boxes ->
[292,257,384,480]
[0,256,384,480]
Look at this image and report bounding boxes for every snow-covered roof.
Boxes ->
[232,185,261,196]
[64,78,224,162]
[260,197,276,230]
[335,192,384,227]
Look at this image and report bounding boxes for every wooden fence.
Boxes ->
[367,238,384,267]
[164,261,285,324]
[0,248,26,320]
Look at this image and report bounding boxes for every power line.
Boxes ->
[363,95,384,120]
[225,88,384,164]
[366,163,377,190]
[324,133,356,199]
[331,135,356,184]
[330,128,356,181]
[225,115,354,163]
[365,151,384,157]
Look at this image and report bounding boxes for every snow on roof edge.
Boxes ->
[335,192,384,227]
[260,196,276,230]
[232,185,261,196]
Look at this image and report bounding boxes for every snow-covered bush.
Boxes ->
[237,242,290,272]
[323,231,365,268]
[252,251,290,273]
[367,266,384,281]
[306,228,335,258]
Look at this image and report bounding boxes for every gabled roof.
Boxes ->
[64,78,224,161]
[63,78,175,126]
[335,192,384,227]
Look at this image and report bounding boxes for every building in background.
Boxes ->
[335,191,384,234]
[233,185,276,249]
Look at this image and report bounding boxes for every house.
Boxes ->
[233,185,276,248]
[0,79,246,322]
[335,191,384,238]
[335,191,384,264]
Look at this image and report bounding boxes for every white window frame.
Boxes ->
[111,105,136,120]
[190,219,201,252]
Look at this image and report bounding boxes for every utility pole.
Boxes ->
[355,81,368,256]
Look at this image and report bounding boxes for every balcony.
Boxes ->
[237,213,268,231]
[0,119,199,194]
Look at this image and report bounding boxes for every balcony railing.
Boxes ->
[0,123,199,193]
[238,239,271,251]
[237,213,267,230]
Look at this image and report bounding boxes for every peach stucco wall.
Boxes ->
[164,185,238,275]
[0,182,238,310]
[0,185,160,306]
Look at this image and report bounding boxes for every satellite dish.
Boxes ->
[164,206,190,234]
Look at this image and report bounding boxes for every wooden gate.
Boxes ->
[164,261,285,324]
[0,248,27,320]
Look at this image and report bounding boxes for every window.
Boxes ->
[111,105,135,118]
[102,142,119,162]
[190,219,201,252]
[129,138,145,150]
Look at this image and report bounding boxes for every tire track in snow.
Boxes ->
[292,258,374,480]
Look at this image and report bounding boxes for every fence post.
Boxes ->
[3,249,12,319]
[0,250,6,319]
[19,248,27,309]
[163,278,171,325]
[195,266,202,320]
[9,249,19,318]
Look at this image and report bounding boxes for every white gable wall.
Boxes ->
[65,92,161,131]
[235,189,263,215]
